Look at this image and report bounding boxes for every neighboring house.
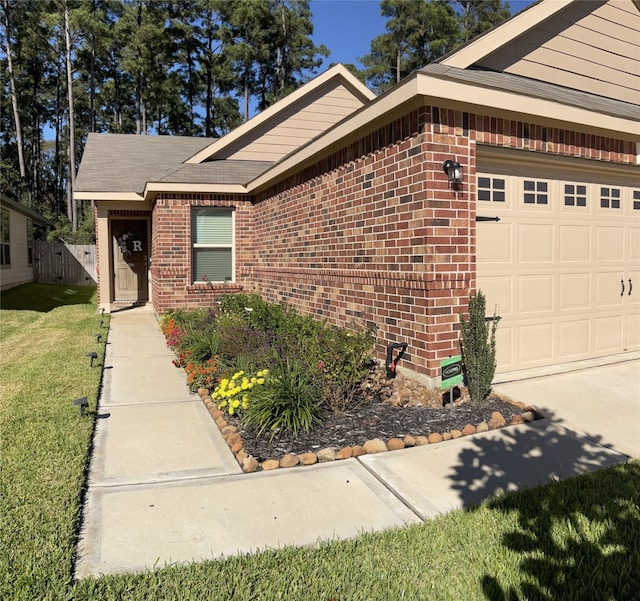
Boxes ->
[75,0,640,388]
[0,194,51,292]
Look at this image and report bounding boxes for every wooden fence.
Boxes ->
[34,241,97,286]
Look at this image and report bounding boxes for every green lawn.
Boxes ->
[2,284,638,600]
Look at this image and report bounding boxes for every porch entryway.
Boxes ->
[111,219,149,302]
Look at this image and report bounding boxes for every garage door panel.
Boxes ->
[494,327,514,371]
[558,320,590,359]
[629,227,640,262]
[519,323,554,364]
[627,269,640,307]
[559,225,591,261]
[594,316,624,352]
[626,313,640,349]
[477,223,512,262]
[519,275,554,313]
[558,273,590,311]
[478,275,512,316]
[595,226,624,262]
[519,224,553,262]
[594,271,626,308]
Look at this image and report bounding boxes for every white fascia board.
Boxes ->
[73,191,144,202]
[440,0,573,69]
[143,182,248,197]
[415,74,640,138]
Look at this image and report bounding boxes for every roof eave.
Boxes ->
[142,182,248,201]
[74,191,144,202]
[246,69,639,194]
[414,71,640,138]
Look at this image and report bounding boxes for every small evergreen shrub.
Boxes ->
[459,290,500,402]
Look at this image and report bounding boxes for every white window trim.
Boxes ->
[191,207,235,284]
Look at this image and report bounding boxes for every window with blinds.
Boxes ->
[192,208,233,282]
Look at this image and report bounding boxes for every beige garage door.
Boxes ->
[477,152,640,375]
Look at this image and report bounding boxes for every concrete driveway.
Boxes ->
[494,359,640,459]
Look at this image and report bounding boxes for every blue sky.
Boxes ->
[311,0,536,69]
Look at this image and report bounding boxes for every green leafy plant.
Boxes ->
[459,290,500,402]
[242,359,323,440]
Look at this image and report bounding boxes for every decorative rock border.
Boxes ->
[197,387,541,474]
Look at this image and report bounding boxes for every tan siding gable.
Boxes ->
[212,82,366,161]
[475,0,640,104]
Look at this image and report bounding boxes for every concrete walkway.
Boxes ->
[75,306,639,578]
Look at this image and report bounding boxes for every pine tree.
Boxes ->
[360,0,510,94]
[453,0,511,44]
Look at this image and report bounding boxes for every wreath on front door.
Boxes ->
[116,232,136,258]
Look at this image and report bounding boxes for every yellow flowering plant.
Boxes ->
[213,369,268,416]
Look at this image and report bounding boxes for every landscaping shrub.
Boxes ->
[459,290,500,402]
[242,358,324,439]
[219,293,295,333]
[161,294,376,417]
[303,323,375,410]
[181,327,221,363]
[211,312,268,365]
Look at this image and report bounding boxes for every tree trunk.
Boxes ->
[2,1,26,179]
[89,0,96,132]
[135,0,142,135]
[243,69,249,122]
[64,1,77,231]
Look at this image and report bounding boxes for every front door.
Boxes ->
[112,220,148,302]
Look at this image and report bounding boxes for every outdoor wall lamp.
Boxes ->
[442,159,463,184]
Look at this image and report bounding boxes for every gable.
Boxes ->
[441,0,640,105]
[186,64,375,164]
[209,80,370,161]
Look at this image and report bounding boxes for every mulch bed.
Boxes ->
[203,369,539,467]
[227,395,529,462]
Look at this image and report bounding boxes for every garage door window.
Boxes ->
[632,190,640,210]
[478,177,506,202]
[564,184,587,207]
[600,187,620,209]
[523,180,548,205]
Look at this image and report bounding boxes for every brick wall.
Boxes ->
[146,103,635,384]
[247,106,474,384]
[244,104,635,384]
[150,194,251,312]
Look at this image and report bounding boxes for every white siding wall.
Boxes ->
[1,207,33,291]
[476,0,640,104]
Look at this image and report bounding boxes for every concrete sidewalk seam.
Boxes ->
[89,470,242,489]
[356,455,430,521]
[97,398,196,407]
